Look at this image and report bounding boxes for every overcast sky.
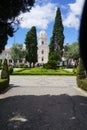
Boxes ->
[7,0,85,48]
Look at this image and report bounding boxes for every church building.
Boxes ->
[37,30,49,65]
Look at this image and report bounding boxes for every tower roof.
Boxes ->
[38,30,47,38]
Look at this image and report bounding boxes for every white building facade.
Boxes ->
[37,30,49,65]
[0,49,14,65]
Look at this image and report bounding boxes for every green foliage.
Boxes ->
[10,43,25,62]
[76,58,87,91]
[77,79,87,91]
[0,0,35,53]
[49,8,64,63]
[12,68,74,75]
[77,58,86,79]
[43,60,58,69]
[25,26,37,67]
[0,60,2,69]
[53,8,64,50]
[65,42,79,60]
[1,59,9,83]
[8,66,13,74]
[15,63,20,68]
[0,79,9,93]
[72,68,77,75]
[49,52,61,63]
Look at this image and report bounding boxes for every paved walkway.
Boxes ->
[0,76,87,130]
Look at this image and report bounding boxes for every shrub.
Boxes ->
[77,58,86,79]
[1,59,9,83]
[8,65,13,74]
[15,63,20,68]
[73,68,77,75]
[77,78,87,91]
[76,58,87,91]
[43,63,49,69]
[23,64,29,68]
[43,60,58,69]
[59,67,65,70]
[0,79,9,93]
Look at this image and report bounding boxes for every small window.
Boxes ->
[19,59,22,63]
[42,57,44,61]
[42,41,44,45]
[42,50,44,54]
[9,59,12,63]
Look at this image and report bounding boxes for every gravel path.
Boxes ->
[0,76,87,130]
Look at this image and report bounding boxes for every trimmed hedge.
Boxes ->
[0,79,9,93]
[12,68,74,75]
[1,59,9,83]
[77,78,87,91]
[76,58,87,91]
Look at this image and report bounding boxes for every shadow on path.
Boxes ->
[0,94,87,130]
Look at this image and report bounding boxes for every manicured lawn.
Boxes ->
[12,68,74,75]
[0,79,6,82]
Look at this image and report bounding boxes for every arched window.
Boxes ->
[9,59,12,63]
[42,41,44,45]
[42,57,44,61]
[42,50,44,54]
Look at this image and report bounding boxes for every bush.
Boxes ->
[43,60,58,69]
[43,63,49,69]
[8,65,13,74]
[0,79,9,93]
[59,67,65,70]
[73,68,77,75]
[77,58,86,79]
[1,59,9,83]
[15,63,20,68]
[76,58,87,91]
[23,64,29,68]
[77,78,87,91]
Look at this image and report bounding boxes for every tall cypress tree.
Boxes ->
[25,26,37,67]
[49,8,64,62]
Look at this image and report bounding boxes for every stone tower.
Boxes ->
[37,30,49,65]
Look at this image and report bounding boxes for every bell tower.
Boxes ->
[37,30,49,65]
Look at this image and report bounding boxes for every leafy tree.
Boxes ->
[25,26,37,67]
[0,0,35,53]
[65,42,79,60]
[10,43,25,63]
[49,8,64,62]
[49,52,60,64]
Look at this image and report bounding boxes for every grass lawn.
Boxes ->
[0,79,6,82]
[12,68,74,75]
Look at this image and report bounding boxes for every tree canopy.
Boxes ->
[0,0,35,53]
[65,42,79,60]
[10,43,25,63]
[25,26,37,67]
[53,8,64,50]
[49,8,64,63]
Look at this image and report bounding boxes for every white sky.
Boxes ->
[19,0,85,30]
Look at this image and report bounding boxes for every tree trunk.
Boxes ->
[33,62,35,68]
[30,63,31,68]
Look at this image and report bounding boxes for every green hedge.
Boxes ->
[77,78,87,91]
[12,68,74,75]
[0,79,9,93]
